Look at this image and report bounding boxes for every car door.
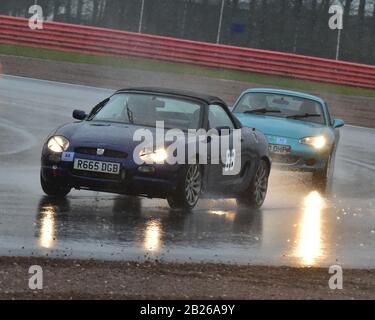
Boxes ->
[206,104,241,191]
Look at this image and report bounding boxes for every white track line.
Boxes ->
[0,119,36,156]
[2,74,113,92]
[342,158,375,172]
[346,124,375,131]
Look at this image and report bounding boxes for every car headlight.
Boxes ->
[47,136,70,153]
[299,136,326,150]
[139,147,168,164]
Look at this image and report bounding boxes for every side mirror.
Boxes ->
[73,109,87,120]
[332,118,345,129]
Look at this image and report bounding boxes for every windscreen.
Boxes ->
[234,93,326,125]
[90,93,203,130]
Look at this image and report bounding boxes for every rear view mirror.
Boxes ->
[73,109,87,120]
[152,99,165,108]
[272,98,289,105]
[332,118,345,128]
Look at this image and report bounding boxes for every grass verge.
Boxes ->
[1,44,375,98]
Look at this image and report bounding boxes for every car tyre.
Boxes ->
[312,153,333,191]
[167,164,202,210]
[40,171,71,197]
[237,159,269,209]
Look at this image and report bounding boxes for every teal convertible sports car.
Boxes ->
[232,88,344,188]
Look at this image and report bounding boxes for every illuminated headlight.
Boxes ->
[299,136,326,150]
[139,148,168,164]
[47,136,70,153]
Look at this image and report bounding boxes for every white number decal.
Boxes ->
[224,149,236,172]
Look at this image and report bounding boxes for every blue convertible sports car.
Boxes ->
[41,87,271,210]
[232,88,344,188]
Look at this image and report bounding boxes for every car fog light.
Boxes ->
[138,166,156,174]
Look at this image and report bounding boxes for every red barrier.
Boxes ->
[1,15,375,89]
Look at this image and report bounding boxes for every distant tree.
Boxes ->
[76,0,84,22]
[357,0,366,61]
[315,0,332,57]
[369,0,375,63]
[247,0,257,47]
[341,0,354,61]
[292,0,303,53]
[92,0,99,24]
[308,0,319,55]
[258,0,268,49]
[53,0,61,20]
[276,0,288,51]
[65,0,72,22]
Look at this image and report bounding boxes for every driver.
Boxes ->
[248,94,268,109]
[125,95,158,125]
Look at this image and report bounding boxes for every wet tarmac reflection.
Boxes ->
[296,191,325,266]
[35,195,263,261]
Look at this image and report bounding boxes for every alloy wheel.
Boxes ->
[254,162,268,206]
[184,165,202,206]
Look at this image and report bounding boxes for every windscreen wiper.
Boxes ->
[125,101,134,124]
[286,113,321,119]
[243,108,281,114]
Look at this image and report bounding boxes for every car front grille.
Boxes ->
[75,147,128,159]
[72,169,122,180]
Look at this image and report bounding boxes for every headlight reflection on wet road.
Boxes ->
[209,210,236,221]
[296,191,325,266]
[143,219,162,252]
[39,205,56,249]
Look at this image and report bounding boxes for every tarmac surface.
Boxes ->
[0,74,375,268]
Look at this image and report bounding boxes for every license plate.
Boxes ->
[268,144,291,155]
[73,159,121,175]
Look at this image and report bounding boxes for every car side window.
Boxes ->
[208,105,235,130]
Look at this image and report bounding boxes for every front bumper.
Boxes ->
[270,152,329,172]
[41,150,182,198]
[267,137,331,172]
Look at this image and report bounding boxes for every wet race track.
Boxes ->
[1,75,375,268]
